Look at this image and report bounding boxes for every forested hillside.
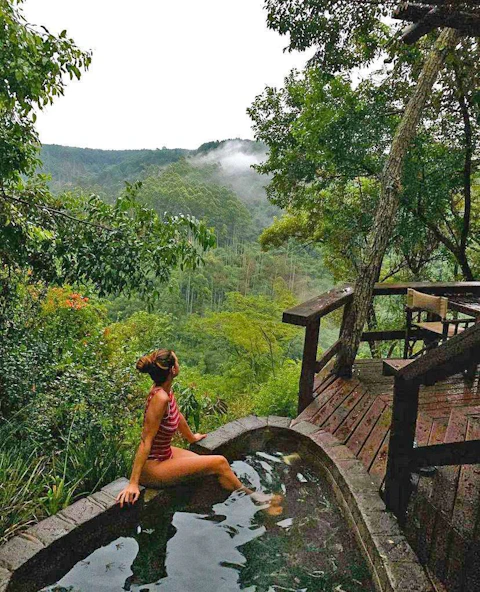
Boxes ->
[39,144,191,195]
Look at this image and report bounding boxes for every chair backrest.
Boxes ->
[406,288,448,320]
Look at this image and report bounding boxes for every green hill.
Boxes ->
[39,139,279,231]
[39,144,192,196]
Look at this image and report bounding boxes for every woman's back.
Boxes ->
[144,387,180,461]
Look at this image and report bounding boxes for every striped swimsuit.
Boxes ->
[144,388,180,461]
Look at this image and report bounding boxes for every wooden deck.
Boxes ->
[293,358,480,592]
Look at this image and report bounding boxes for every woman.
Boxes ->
[115,349,282,512]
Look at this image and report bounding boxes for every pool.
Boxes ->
[40,443,374,592]
[0,417,434,592]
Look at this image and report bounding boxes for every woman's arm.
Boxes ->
[116,393,168,508]
[178,413,206,444]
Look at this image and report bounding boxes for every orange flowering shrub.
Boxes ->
[39,286,106,352]
[65,292,89,310]
[42,287,90,313]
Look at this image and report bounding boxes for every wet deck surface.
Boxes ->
[294,358,480,592]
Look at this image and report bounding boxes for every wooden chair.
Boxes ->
[404,288,475,359]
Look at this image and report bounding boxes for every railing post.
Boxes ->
[336,300,354,378]
[298,318,320,415]
[384,376,420,524]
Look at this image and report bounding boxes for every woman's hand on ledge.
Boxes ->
[189,433,207,443]
[115,483,141,508]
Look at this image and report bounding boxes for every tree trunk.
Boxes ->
[367,302,380,358]
[334,28,461,377]
[455,64,474,281]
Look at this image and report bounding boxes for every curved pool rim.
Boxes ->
[0,415,434,592]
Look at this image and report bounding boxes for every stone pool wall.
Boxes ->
[0,414,434,592]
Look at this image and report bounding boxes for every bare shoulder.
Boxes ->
[142,388,169,436]
[149,387,169,408]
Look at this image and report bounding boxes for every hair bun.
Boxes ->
[136,355,152,373]
[135,349,175,382]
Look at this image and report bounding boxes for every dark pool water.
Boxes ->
[41,447,374,592]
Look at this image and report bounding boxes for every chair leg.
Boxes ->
[404,310,412,359]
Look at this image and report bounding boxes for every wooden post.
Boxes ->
[298,318,320,414]
[384,376,420,524]
[337,300,354,378]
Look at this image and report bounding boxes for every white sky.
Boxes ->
[22,0,311,150]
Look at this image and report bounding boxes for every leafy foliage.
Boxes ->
[0,2,216,310]
[251,359,301,418]
[39,144,191,196]
[249,55,480,281]
[1,178,216,303]
[0,0,91,181]
[264,0,395,72]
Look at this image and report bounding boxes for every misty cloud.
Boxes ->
[189,139,279,230]
[192,139,268,174]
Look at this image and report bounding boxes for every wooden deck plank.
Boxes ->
[309,379,361,427]
[322,385,368,433]
[419,393,480,408]
[369,431,390,482]
[420,399,480,418]
[451,416,480,537]
[445,409,470,444]
[313,370,336,396]
[346,397,387,456]
[428,417,449,445]
[295,378,344,424]
[423,410,453,421]
[415,411,434,447]
[430,409,470,518]
[358,406,392,469]
[334,391,374,444]
[420,388,480,400]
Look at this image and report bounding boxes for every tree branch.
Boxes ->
[0,189,114,232]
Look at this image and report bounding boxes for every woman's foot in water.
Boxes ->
[250,491,284,515]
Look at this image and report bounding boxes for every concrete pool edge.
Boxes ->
[190,415,435,592]
[0,478,146,592]
[0,414,433,592]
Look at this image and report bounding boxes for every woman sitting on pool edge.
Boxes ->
[115,349,283,513]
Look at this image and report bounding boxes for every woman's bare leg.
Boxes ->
[140,447,249,492]
[140,447,283,513]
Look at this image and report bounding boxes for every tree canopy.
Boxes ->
[249,12,480,282]
[264,0,396,72]
[0,0,91,181]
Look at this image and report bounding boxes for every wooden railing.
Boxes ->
[383,322,480,523]
[283,282,480,414]
[282,284,354,414]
